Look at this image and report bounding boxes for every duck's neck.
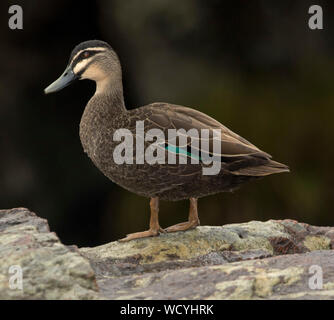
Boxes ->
[93,77,127,115]
[80,77,127,140]
[80,74,127,160]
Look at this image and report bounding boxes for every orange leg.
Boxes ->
[165,198,200,233]
[119,197,164,242]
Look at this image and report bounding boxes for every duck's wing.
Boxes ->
[131,103,289,176]
[168,105,262,151]
[146,103,270,157]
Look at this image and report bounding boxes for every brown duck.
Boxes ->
[44,40,289,241]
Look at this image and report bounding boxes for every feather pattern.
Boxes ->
[80,99,289,201]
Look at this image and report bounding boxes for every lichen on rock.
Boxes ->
[0,208,101,300]
[1,208,334,300]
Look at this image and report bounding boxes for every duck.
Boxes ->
[44,40,289,242]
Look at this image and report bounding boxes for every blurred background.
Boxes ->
[0,0,333,246]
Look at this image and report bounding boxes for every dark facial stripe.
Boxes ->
[70,40,111,60]
[76,59,96,78]
[70,49,104,70]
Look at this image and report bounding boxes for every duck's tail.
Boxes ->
[230,159,290,177]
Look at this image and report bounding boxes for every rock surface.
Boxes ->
[1,208,334,299]
[81,220,334,299]
[0,208,101,299]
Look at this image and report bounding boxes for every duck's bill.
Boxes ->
[44,66,78,94]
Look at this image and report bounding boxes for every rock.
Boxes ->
[1,208,334,299]
[80,219,334,299]
[90,250,334,300]
[0,208,101,299]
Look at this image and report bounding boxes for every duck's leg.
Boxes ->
[165,198,200,233]
[119,197,164,242]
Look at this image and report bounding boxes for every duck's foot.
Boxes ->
[119,227,165,242]
[165,197,200,233]
[165,219,200,233]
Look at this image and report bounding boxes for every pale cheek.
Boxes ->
[81,66,105,81]
[73,59,89,75]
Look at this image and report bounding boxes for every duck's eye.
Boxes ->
[83,51,90,58]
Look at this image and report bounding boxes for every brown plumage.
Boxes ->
[45,40,289,241]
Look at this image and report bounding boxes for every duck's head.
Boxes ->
[44,40,121,94]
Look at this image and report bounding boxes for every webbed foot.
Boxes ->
[119,227,165,242]
[165,219,200,233]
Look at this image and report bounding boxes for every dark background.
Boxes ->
[1,0,333,246]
